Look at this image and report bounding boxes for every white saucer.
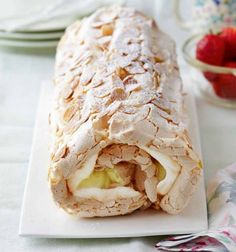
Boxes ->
[0,30,64,40]
[0,39,59,48]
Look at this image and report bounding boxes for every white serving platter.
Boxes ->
[19,78,208,238]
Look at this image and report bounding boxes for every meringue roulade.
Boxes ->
[48,5,202,217]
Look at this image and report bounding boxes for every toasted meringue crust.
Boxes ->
[49,5,202,217]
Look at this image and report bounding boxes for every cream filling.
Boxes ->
[74,187,141,201]
[139,145,181,195]
[67,155,125,192]
[67,153,98,193]
[68,146,180,197]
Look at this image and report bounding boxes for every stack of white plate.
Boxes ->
[0,0,92,48]
[0,0,119,48]
[0,16,71,48]
[0,30,64,48]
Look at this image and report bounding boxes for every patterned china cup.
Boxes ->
[174,0,236,33]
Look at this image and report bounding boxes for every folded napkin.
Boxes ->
[0,0,161,32]
[0,0,123,32]
[156,163,236,251]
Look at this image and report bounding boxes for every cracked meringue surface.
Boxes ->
[48,5,202,217]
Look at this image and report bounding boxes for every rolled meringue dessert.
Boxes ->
[48,5,202,217]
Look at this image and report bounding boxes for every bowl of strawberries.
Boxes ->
[183,27,236,108]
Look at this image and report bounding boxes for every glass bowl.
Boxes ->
[182,34,236,108]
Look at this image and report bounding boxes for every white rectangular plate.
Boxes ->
[19,79,208,238]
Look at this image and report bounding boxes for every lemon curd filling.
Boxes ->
[77,162,167,190]
[78,168,124,189]
[156,162,166,181]
[68,148,179,196]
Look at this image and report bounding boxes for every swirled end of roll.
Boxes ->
[48,5,202,217]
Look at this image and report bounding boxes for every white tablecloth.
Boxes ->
[1,1,236,252]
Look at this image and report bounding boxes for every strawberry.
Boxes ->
[204,72,218,82]
[196,34,225,83]
[211,61,236,99]
[196,34,225,65]
[220,27,236,59]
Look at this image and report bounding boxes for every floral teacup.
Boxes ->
[174,0,236,33]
